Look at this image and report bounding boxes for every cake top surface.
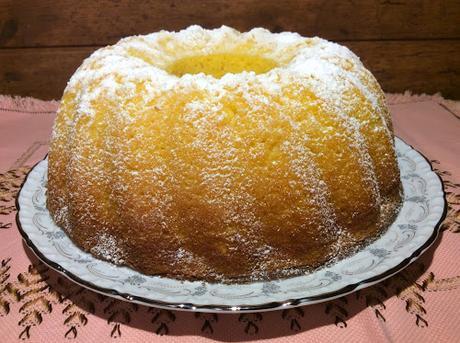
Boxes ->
[64,25,384,125]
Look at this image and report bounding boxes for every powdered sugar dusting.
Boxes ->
[91,233,125,264]
[47,25,401,282]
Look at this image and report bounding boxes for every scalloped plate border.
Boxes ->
[16,137,447,313]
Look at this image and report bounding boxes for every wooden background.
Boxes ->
[0,0,459,100]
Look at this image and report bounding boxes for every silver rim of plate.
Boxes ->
[16,137,447,313]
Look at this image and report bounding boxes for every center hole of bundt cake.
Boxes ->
[167,53,278,78]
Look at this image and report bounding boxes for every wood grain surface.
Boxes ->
[0,0,459,99]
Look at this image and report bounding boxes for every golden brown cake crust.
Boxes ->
[48,188,402,282]
[47,26,402,283]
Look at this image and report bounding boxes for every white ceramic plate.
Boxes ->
[16,138,446,313]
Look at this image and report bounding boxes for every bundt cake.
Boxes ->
[47,26,402,282]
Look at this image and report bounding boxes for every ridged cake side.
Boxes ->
[47,26,401,282]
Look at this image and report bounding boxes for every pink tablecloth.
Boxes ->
[0,94,459,342]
